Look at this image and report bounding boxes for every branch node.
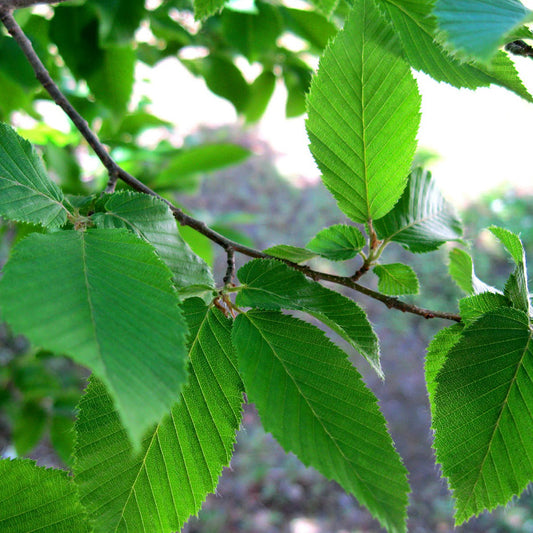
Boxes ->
[223,247,236,287]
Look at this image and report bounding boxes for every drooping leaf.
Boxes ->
[433,308,533,523]
[459,292,511,324]
[236,259,382,377]
[448,248,498,295]
[74,300,243,533]
[264,244,317,263]
[0,229,188,448]
[489,226,529,314]
[0,123,67,228]
[373,263,419,295]
[233,311,409,533]
[245,70,276,123]
[306,0,421,223]
[375,0,533,102]
[373,169,463,253]
[0,458,89,532]
[434,0,533,62]
[92,192,214,293]
[306,224,365,261]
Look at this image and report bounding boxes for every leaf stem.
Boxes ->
[0,7,461,324]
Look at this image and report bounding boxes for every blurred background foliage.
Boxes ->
[1,0,533,531]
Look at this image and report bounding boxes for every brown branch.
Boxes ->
[0,9,462,324]
[223,247,236,286]
[0,0,68,9]
[505,40,533,58]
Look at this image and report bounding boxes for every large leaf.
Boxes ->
[306,0,421,223]
[373,169,463,253]
[74,300,243,532]
[233,311,409,533]
[433,308,533,523]
[459,292,511,324]
[0,123,67,228]
[0,229,188,448]
[373,263,419,295]
[434,0,533,62]
[0,458,89,532]
[236,259,382,377]
[375,0,533,101]
[306,224,365,261]
[448,248,498,295]
[92,192,214,293]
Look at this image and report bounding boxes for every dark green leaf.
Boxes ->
[374,263,419,295]
[233,311,409,533]
[306,0,421,223]
[194,0,225,20]
[13,402,47,456]
[306,224,365,261]
[245,70,276,123]
[263,244,317,263]
[374,169,463,253]
[92,0,146,45]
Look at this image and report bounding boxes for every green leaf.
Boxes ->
[0,229,188,449]
[245,70,276,124]
[375,0,533,102]
[0,123,67,228]
[281,7,338,50]
[309,0,340,17]
[433,308,533,523]
[306,0,421,223]
[50,414,76,466]
[489,226,529,314]
[92,192,214,292]
[374,169,463,253]
[13,402,47,456]
[194,0,224,20]
[0,458,89,532]
[306,224,365,261]
[233,311,409,533]
[448,248,497,295]
[92,0,146,45]
[434,0,533,62]
[264,244,317,263]
[374,263,419,295]
[459,292,511,324]
[236,259,382,377]
[74,300,243,532]
[283,62,312,118]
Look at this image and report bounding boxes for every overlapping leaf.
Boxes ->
[0,229,188,448]
[233,311,409,533]
[375,0,533,101]
[0,459,89,532]
[306,224,365,261]
[264,244,317,263]
[374,169,462,253]
[433,308,533,523]
[448,248,498,294]
[92,192,214,293]
[0,123,67,228]
[236,259,381,376]
[74,300,243,533]
[434,0,533,62]
[306,0,421,223]
[459,292,510,324]
[373,263,419,295]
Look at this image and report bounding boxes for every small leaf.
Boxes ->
[236,259,382,377]
[245,70,276,124]
[306,0,421,223]
[264,244,317,263]
[194,0,224,20]
[0,458,89,532]
[373,263,419,295]
[459,292,511,324]
[433,308,533,523]
[434,0,533,62]
[233,311,409,533]
[306,224,365,261]
[0,123,67,228]
[448,248,498,295]
[0,229,188,449]
[281,7,338,50]
[74,300,243,532]
[374,169,463,253]
[92,192,214,292]
[13,402,47,456]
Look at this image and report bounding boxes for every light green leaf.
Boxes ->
[245,70,276,124]
[0,458,89,532]
[459,292,511,324]
[264,244,317,263]
[448,248,498,295]
[0,229,188,449]
[489,226,529,314]
[375,0,533,102]
[281,7,338,50]
[233,311,409,533]
[306,0,421,223]
[306,224,365,261]
[309,0,339,17]
[374,169,463,253]
[433,308,533,523]
[373,263,419,295]
[92,192,214,292]
[74,300,243,533]
[194,0,224,20]
[434,0,533,62]
[0,123,67,228]
[236,259,382,377]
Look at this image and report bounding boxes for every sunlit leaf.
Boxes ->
[306,224,365,261]
[448,248,498,294]
[373,263,419,295]
[264,244,317,263]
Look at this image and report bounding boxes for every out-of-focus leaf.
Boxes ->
[12,402,47,456]
[246,70,276,123]
[92,0,146,45]
[281,7,338,50]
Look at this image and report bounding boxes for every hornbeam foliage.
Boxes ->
[0,0,533,532]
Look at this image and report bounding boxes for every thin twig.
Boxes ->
[223,247,236,286]
[0,8,462,324]
[0,0,68,8]
[505,40,533,58]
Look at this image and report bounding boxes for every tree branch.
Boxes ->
[505,40,533,58]
[0,8,462,324]
[0,0,68,9]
